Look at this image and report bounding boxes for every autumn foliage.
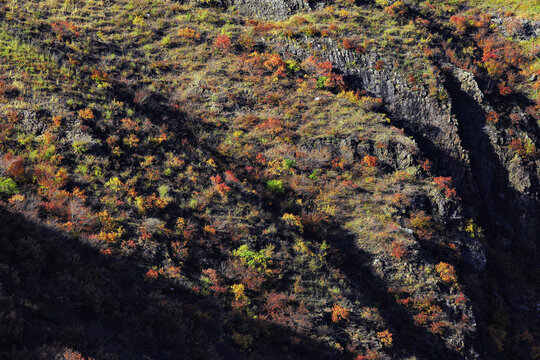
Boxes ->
[331,304,350,323]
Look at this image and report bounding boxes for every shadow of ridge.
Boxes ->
[442,72,539,358]
[0,206,342,360]
[321,225,471,360]
[91,51,470,360]
[443,71,539,247]
[102,75,470,360]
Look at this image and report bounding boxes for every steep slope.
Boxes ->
[0,1,538,360]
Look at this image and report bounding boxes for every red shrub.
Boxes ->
[342,38,365,53]
[2,153,24,177]
[433,176,457,199]
[146,269,159,279]
[390,240,407,260]
[498,82,512,96]
[421,159,432,172]
[213,34,232,51]
[211,174,231,195]
[51,21,80,40]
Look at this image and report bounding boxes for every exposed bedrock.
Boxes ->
[224,0,328,20]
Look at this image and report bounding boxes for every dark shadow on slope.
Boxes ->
[443,72,539,250]
[324,227,473,359]
[96,56,472,360]
[442,72,539,358]
[0,205,344,360]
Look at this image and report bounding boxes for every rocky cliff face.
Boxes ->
[276,39,474,190]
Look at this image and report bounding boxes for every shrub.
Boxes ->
[362,155,377,168]
[78,108,94,120]
[433,176,457,199]
[178,27,201,42]
[383,0,406,16]
[105,177,123,192]
[435,262,457,283]
[498,83,512,96]
[90,69,110,89]
[146,269,159,279]
[390,240,407,260]
[449,15,469,34]
[409,211,432,236]
[2,153,24,177]
[213,34,232,51]
[51,21,80,40]
[282,213,303,231]
[233,244,274,272]
[485,111,499,124]
[377,330,393,347]
[231,283,247,301]
[342,38,365,53]
[57,348,94,360]
[0,177,18,195]
[510,137,537,159]
[302,56,344,89]
[210,175,231,195]
[331,304,349,323]
[267,179,285,194]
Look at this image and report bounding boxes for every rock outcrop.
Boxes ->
[225,0,326,20]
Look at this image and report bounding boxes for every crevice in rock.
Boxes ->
[443,70,539,252]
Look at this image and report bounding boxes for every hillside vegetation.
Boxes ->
[0,0,538,359]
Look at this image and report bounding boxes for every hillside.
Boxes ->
[0,0,538,359]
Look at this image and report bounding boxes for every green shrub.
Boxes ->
[0,177,19,195]
[282,158,296,169]
[266,179,285,194]
[233,244,274,272]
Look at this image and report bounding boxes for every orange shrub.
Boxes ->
[435,262,457,283]
[58,348,93,360]
[331,304,350,323]
[485,111,499,124]
[178,27,201,42]
[362,155,377,168]
[78,108,94,120]
[377,330,393,347]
